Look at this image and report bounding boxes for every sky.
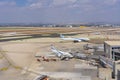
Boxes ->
[0,0,120,24]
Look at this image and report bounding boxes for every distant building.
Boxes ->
[66,25,73,28]
[80,26,86,28]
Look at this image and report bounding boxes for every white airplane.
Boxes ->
[51,45,73,60]
[60,34,90,42]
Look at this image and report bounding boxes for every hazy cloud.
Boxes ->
[0,1,16,6]
[52,0,77,6]
[104,0,118,5]
[29,2,42,9]
[26,0,119,9]
[0,0,119,23]
[27,0,52,9]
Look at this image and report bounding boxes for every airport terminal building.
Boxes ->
[103,41,120,79]
[104,41,120,61]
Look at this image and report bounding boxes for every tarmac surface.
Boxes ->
[0,42,98,80]
[0,27,119,80]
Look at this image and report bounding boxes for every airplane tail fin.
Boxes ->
[60,34,64,38]
[51,45,56,50]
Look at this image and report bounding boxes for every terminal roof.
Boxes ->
[104,41,120,46]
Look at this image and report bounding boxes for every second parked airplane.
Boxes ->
[60,34,90,42]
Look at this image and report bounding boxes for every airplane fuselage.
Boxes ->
[60,34,90,42]
[51,46,73,60]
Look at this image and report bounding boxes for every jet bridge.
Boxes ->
[99,56,113,68]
